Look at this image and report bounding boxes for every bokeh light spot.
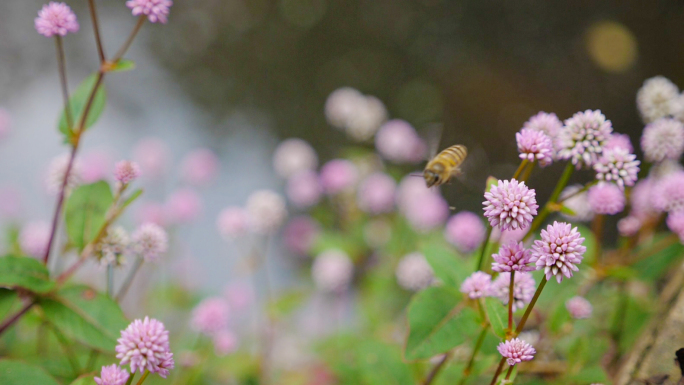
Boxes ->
[279,0,327,29]
[586,21,638,73]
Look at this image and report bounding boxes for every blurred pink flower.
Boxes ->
[559,184,594,222]
[273,138,318,179]
[374,120,425,164]
[133,138,169,179]
[136,202,167,226]
[45,153,83,195]
[604,133,633,152]
[283,216,320,256]
[653,171,684,213]
[126,0,173,24]
[116,317,173,376]
[80,150,113,183]
[246,190,287,233]
[319,159,358,194]
[35,2,79,37]
[460,271,491,299]
[286,171,322,208]
[523,112,562,143]
[618,216,642,237]
[19,221,50,258]
[566,296,592,319]
[325,87,364,129]
[94,364,129,385]
[641,118,684,162]
[213,330,239,356]
[216,206,250,239]
[166,188,202,223]
[498,338,536,366]
[357,173,396,214]
[312,249,354,293]
[630,178,657,220]
[395,252,434,291]
[403,192,449,232]
[445,211,486,253]
[191,297,230,335]
[587,183,625,215]
[667,212,684,242]
[637,76,679,123]
[131,223,168,262]
[396,176,435,210]
[223,282,254,311]
[114,160,141,185]
[180,148,219,186]
[490,272,535,311]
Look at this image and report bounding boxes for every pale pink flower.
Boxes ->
[136,202,167,226]
[319,159,358,194]
[191,297,230,335]
[594,147,640,190]
[273,139,318,179]
[532,222,587,283]
[180,149,219,186]
[395,252,434,291]
[126,0,173,23]
[116,317,173,376]
[45,153,83,195]
[357,173,396,214]
[223,282,253,311]
[653,171,684,213]
[97,226,130,267]
[667,212,684,242]
[374,120,426,164]
[216,207,250,239]
[444,211,486,253]
[641,118,684,162]
[114,160,141,184]
[35,2,79,37]
[19,221,50,258]
[618,216,642,237]
[286,171,322,208]
[396,176,436,210]
[483,179,538,231]
[165,188,202,223]
[345,96,387,141]
[587,183,625,215]
[80,150,113,183]
[133,138,169,179]
[311,249,354,293]
[566,296,592,319]
[491,241,535,272]
[246,190,287,233]
[559,184,594,222]
[325,87,364,129]
[516,128,554,167]
[630,178,657,220]
[637,76,679,124]
[403,192,449,232]
[490,272,536,311]
[558,110,613,169]
[460,271,492,299]
[523,111,563,142]
[95,364,129,385]
[213,330,238,356]
[604,133,633,152]
[498,338,536,366]
[131,223,168,261]
[283,216,320,256]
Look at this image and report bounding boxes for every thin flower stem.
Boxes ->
[458,324,489,385]
[591,214,604,267]
[557,180,596,203]
[113,16,146,62]
[477,226,493,271]
[54,36,73,131]
[125,372,136,385]
[116,257,144,301]
[507,271,515,331]
[512,159,529,180]
[504,365,514,380]
[107,264,115,297]
[489,358,506,385]
[0,302,34,337]
[422,351,452,385]
[515,277,547,335]
[135,370,150,385]
[523,163,574,241]
[87,0,106,63]
[43,144,78,265]
[520,162,535,183]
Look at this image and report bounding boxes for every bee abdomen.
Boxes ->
[439,145,467,167]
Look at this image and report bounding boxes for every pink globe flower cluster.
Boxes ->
[490,272,536,311]
[460,271,492,299]
[395,252,434,291]
[190,297,239,356]
[491,241,536,272]
[565,296,593,319]
[126,0,173,24]
[532,221,587,283]
[516,128,554,167]
[311,249,354,293]
[283,216,321,256]
[131,223,168,262]
[357,172,397,214]
[587,183,625,215]
[374,120,426,164]
[35,2,79,37]
[523,111,563,145]
[558,110,613,169]
[483,179,538,231]
[398,176,449,232]
[593,147,640,190]
[180,148,219,186]
[498,338,536,366]
[444,211,486,253]
[95,364,129,385]
[641,118,684,163]
[115,317,174,378]
[114,160,141,185]
[324,87,387,141]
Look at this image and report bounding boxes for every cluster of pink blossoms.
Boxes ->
[114,317,174,379]
[483,179,538,231]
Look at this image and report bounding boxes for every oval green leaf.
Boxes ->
[65,181,114,251]
[420,242,470,288]
[484,297,508,338]
[0,255,54,294]
[58,74,106,140]
[0,359,60,385]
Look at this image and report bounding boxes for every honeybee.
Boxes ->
[423,144,468,188]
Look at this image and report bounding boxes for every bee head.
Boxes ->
[423,170,440,188]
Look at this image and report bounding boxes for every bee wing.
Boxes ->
[455,144,491,193]
[420,123,443,160]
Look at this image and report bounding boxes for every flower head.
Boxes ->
[319,159,358,194]
[523,111,563,143]
[325,87,364,129]
[286,171,322,208]
[35,2,79,37]
[653,171,684,213]
[131,223,168,262]
[114,160,141,184]
[273,139,318,179]
[181,149,219,186]
[246,190,287,233]
[357,173,396,214]
[604,133,633,152]
[283,216,320,256]
[532,222,587,283]
[641,118,684,162]
[667,212,684,242]
[490,272,536,311]
[483,179,538,231]
[216,207,249,239]
[116,317,173,376]
[637,76,679,124]
[491,241,535,272]
[565,296,592,319]
[345,95,387,141]
[126,0,172,23]
[133,138,169,179]
[46,153,83,195]
[460,271,492,299]
[559,184,594,222]
[223,282,253,310]
[97,226,130,267]
[593,147,640,190]
[95,364,129,385]
[395,252,434,291]
[587,183,625,215]
[516,128,554,167]
[558,110,613,169]
[618,216,642,237]
[191,297,230,335]
[311,249,354,293]
[631,178,657,220]
[374,120,426,164]
[498,338,536,366]
[403,192,449,232]
[213,330,238,356]
[165,188,202,224]
[444,211,486,253]
[19,221,50,259]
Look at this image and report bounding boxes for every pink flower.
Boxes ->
[493,226,529,245]
[319,159,358,194]
[490,272,536,311]
[604,133,633,152]
[180,149,219,186]
[483,179,538,231]
[594,148,640,190]
[403,192,449,232]
[166,188,202,223]
[491,241,535,272]
[126,0,173,24]
[95,364,129,385]
[216,207,250,239]
[630,178,657,219]
[637,76,679,123]
[532,221,586,283]
[587,183,625,215]
[498,338,536,366]
[19,221,50,258]
[191,297,230,335]
[133,138,169,179]
[246,190,287,233]
[460,271,492,299]
[565,296,592,319]
[131,223,168,261]
[641,118,684,162]
[116,317,173,376]
[516,128,554,167]
[286,171,322,208]
[80,150,113,183]
[273,139,318,179]
[395,252,434,291]
[283,216,320,256]
[618,216,642,237]
[559,184,594,222]
[374,120,426,164]
[654,171,684,213]
[223,282,253,311]
[45,153,83,195]
[357,173,396,214]
[114,160,141,184]
[667,212,684,242]
[136,202,167,226]
[213,330,238,356]
[312,249,354,293]
[35,2,79,37]
[523,111,563,142]
[444,211,486,253]
[558,110,613,169]
[325,87,364,129]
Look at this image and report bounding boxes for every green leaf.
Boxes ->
[69,374,96,385]
[64,181,113,251]
[483,297,507,338]
[0,359,60,385]
[121,188,143,211]
[633,235,684,282]
[110,59,135,72]
[559,204,577,216]
[0,289,19,320]
[267,289,306,318]
[40,285,129,352]
[0,255,55,294]
[485,176,497,193]
[421,242,470,288]
[58,74,107,140]
[604,266,638,281]
[405,286,479,360]
[357,341,414,385]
